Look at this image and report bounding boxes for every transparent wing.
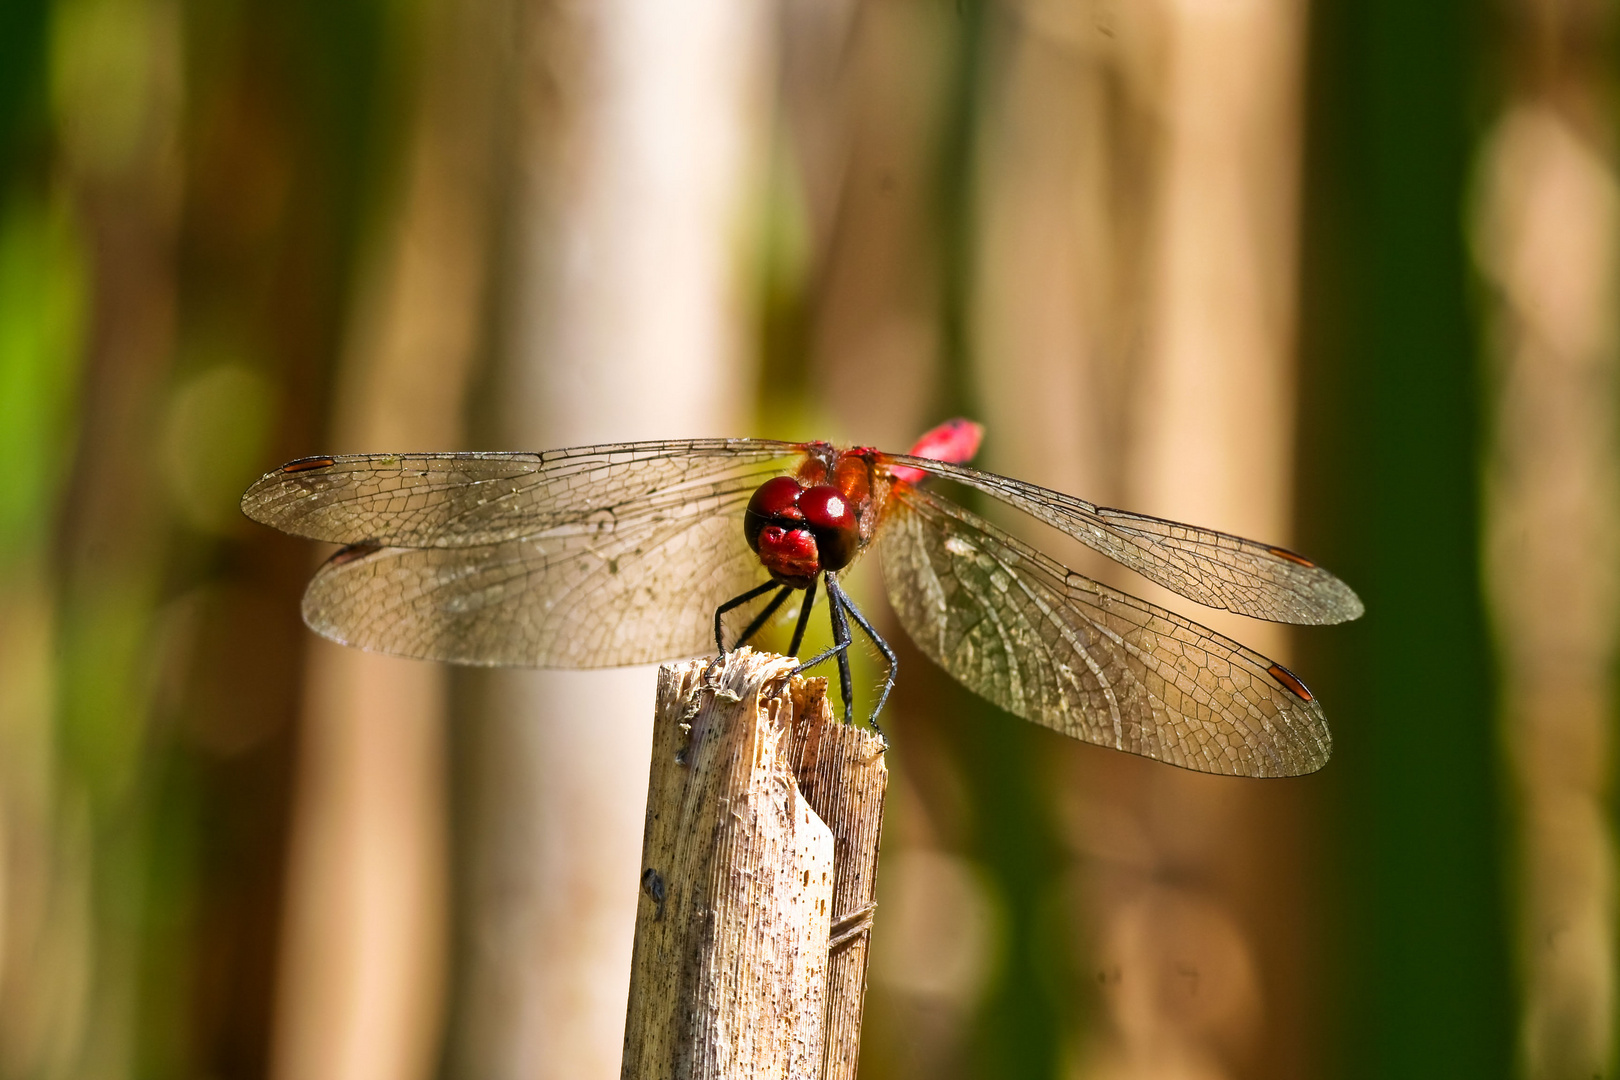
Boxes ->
[240,439,808,667]
[878,453,1363,626]
[241,439,804,546]
[879,484,1331,776]
[300,485,769,667]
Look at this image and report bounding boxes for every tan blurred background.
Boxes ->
[0,0,1612,1077]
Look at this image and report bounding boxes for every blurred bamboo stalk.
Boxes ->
[267,0,507,1071]
[1115,2,1314,1073]
[974,0,1157,512]
[975,0,1314,1075]
[273,649,451,1080]
[1475,18,1620,1073]
[797,0,952,450]
[446,0,766,1076]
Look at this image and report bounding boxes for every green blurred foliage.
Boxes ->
[0,194,85,560]
[1,0,408,1074]
[160,363,277,534]
[1299,0,1515,1076]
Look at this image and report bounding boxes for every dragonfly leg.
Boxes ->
[713,580,781,654]
[791,638,851,676]
[826,574,895,741]
[787,576,818,657]
[732,585,792,651]
[787,578,846,686]
[823,571,856,724]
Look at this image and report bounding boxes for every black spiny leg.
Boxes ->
[783,576,861,723]
[826,574,896,741]
[713,580,780,654]
[732,585,792,651]
[823,571,856,724]
[787,576,818,657]
[789,577,849,683]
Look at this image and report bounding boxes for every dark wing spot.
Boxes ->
[283,455,336,473]
[1267,545,1316,568]
[326,540,383,568]
[1268,662,1315,702]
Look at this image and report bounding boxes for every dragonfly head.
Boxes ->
[745,475,858,587]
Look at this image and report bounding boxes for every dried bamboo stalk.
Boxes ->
[621,650,887,1080]
[782,681,887,1080]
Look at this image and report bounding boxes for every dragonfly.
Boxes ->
[241,419,1362,777]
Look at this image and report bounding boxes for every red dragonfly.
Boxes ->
[241,419,1361,777]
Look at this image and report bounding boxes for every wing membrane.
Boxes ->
[241,440,803,547]
[879,453,1362,625]
[301,485,768,667]
[879,484,1331,776]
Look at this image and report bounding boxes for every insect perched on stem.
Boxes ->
[242,418,1362,777]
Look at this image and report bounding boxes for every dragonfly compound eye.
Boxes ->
[744,475,807,553]
[745,476,821,587]
[797,485,857,570]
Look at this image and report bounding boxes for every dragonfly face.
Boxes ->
[743,476,858,587]
[240,419,1362,777]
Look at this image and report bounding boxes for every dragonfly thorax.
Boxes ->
[744,475,858,588]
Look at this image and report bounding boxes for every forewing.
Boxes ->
[879,485,1331,776]
[301,485,767,667]
[879,453,1362,625]
[241,440,803,546]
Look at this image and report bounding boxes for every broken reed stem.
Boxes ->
[781,678,887,1080]
[621,649,888,1080]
